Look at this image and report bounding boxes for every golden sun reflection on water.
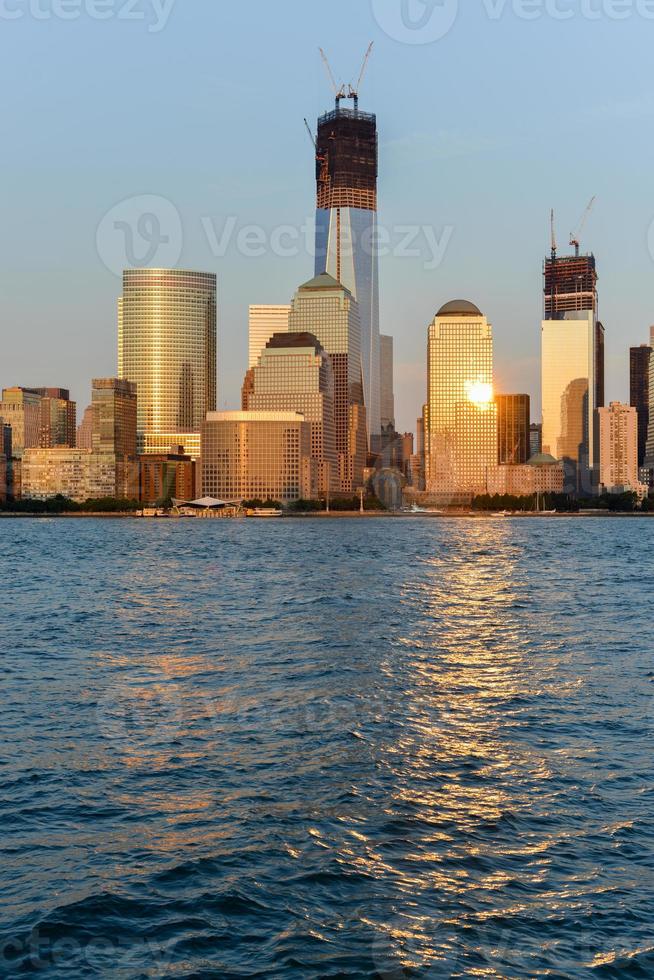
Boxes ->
[370,521,562,972]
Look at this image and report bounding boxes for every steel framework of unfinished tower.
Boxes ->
[310,47,381,444]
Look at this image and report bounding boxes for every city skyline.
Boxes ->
[4,4,654,434]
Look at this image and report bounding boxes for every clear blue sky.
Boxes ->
[2,0,654,432]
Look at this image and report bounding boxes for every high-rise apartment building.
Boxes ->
[542,312,598,494]
[496,394,530,465]
[487,454,565,496]
[425,301,497,496]
[91,378,137,498]
[91,378,137,457]
[77,405,94,450]
[248,305,291,370]
[630,335,653,468]
[0,388,42,458]
[598,402,646,496]
[118,269,217,454]
[243,332,337,494]
[288,273,366,492]
[312,104,380,440]
[380,335,395,431]
[642,330,654,478]
[35,389,76,448]
[201,411,313,503]
[530,423,543,459]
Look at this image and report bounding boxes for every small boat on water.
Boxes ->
[246,508,282,518]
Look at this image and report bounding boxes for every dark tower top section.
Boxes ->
[316,107,378,211]
[544,253,598,318]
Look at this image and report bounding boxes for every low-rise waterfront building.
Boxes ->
[486,454,565,496]
[201,411,313,503]
[140,449,197,503]
[21,449,118,502]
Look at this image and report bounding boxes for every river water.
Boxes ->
[1,517,653,977]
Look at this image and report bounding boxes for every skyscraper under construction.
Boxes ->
[311,47,381,444]
[543,248,605,412]
[541,212,605,492]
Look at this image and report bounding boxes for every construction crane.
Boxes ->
[347,42,374,110]
[303,118,316,150]
[549,209,558,316]
[550,208,557,263]
[319,43,374,110]
[303,118,329,190]
[570,196,596,257]
[319,47,346,107]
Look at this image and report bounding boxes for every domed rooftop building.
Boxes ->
[436,300,483,318]
[527,452,559,467]
[424,299,496,498]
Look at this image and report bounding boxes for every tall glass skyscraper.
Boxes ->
[288,273,366,493]
[496,394,530,465]
[248,305,291,370]
[630,332,654,469]
[313,105,381,443]
[243,332,337,494]
[541,312,597,494]
[118,269,217,454]
[425,301,497,496]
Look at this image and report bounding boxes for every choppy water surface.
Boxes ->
[1,517,653,978]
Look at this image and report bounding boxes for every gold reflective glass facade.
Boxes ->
[496,393,530,465]
[288,274,366,492]
[201,411,312,503]
[248,305,291,369]
[426,307,497,494]
[541,312,596,492]
[118,269,217,453]
[244,335,337,494]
